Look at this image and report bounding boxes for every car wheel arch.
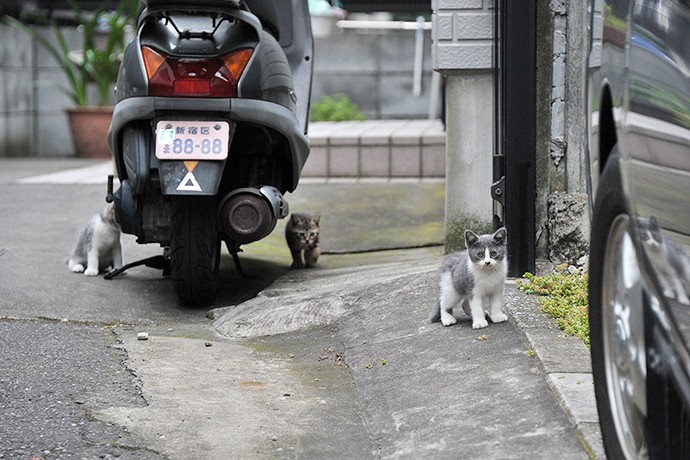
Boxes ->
[598,84,617,176]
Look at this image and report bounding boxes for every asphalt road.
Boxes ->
[0,160,593,459]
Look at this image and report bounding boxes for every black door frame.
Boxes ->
[493,0,537,277]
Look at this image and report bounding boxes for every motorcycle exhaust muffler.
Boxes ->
[219,186,288,244]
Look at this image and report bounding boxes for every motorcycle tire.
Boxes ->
[170,196,219,307]
[588,149,648,459]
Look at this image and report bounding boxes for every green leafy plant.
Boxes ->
[4,0,136,106]
[518,264,590,348]
[311,93,367,122]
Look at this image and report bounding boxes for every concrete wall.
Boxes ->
[443,72,494,248]
[431,0,495,252]
[312,26,438,120]
[0,23,82,157]
[535,0,590,271]
[0,21,439,157]
[0,24,35,157]
[431,0,590,268]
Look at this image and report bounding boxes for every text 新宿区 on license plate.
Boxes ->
[155,121,230,160]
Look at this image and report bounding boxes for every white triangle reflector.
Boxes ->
[176,171,202,192]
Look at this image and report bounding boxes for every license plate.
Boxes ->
[155,121,230,160]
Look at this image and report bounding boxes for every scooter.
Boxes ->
[107,0,313,306]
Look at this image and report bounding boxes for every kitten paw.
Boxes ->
[84,268,99,276]
[70,263,85,273]
[441,313,457,327]
[490,313,508,323]
[472,319,489,329]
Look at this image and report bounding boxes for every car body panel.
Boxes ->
[587,0,690,454]
[588,0,690,350]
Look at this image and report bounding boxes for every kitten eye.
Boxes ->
[477,251,484,258]
[490,251,497,257]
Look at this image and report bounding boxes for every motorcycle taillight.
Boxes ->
[142,46,253,97]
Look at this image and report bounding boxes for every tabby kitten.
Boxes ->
[285,212,321,269]
[430,228,508,329]
[67,202,123,276]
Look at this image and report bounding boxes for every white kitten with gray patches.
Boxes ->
[430,228,508,329]
[67,203,123,276]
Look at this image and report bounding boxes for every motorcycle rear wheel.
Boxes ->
[170,196,219,306]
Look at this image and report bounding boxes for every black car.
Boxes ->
[586,0,690,458]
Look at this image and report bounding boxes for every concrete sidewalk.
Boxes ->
[0,158,602,458]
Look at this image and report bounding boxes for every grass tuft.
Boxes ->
[517,264,590,349]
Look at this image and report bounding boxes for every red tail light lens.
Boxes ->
[142,46,253,97]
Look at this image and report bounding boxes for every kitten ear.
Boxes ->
[290,214,302,225]
[464,230,479,247]
[648,215,659,228]
[311,212,321,225]
[493,227,507,245]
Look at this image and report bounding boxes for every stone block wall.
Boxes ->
[303,119,445,178]
[431,0,494,72]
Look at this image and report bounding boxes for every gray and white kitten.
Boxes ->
[430,228,508,329]
[638,215,690,305]
[285,212,321,269]
[67,203,123,276]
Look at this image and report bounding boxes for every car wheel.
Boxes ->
[589,151,648,459]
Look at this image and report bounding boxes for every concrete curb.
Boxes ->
[504,283,604,459]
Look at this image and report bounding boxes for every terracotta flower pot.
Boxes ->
[65,106,114,159]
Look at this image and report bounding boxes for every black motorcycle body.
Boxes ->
[108,0,313,305]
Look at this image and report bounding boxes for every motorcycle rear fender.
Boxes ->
[119,122,150,194]
[108,97,310,193]
[114,179,137,236]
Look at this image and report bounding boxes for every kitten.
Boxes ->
[430,228,508,329]
[285,212,321,269]
[638,215,690,305]
[67,202,123,276]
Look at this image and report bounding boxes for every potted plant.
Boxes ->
[4,0,136,158]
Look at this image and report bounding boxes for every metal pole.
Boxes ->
[413,16,425,98]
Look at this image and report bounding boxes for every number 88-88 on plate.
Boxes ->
[155,120,230,161]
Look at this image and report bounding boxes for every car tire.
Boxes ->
[588,150,648,459]
[170,196,219,307]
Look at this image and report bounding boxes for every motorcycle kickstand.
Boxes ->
[225,241,262,281]
[104,250,171,280]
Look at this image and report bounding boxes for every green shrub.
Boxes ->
[517,264,590,348]
[311,93,367,122]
